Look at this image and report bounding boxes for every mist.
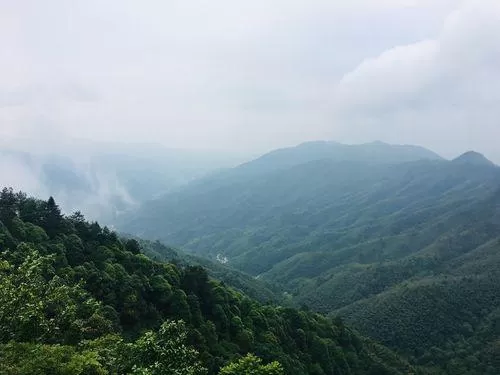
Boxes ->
[0,142,247,222]
[1,0,498,161]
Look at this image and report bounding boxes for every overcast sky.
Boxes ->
[1,0,499,161]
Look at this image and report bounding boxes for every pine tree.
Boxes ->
[44,196,62,238]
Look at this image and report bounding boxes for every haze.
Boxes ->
[1,0,500,161]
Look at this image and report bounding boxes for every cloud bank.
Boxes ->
[1,0,499,160]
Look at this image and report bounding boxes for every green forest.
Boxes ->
[0,187,417,374]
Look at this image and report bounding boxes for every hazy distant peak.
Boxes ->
[452,151,495,166]
[362,140,389,146]
[237,140,443,176]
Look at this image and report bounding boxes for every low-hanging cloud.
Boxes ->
[0,155,45,197]
[0,150,135,221]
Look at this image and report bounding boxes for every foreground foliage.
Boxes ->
[0,188,414,374]
[219,354,283,374]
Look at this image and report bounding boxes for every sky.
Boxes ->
[1,0,499,161]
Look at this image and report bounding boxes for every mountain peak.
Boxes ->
[452,151,495,166]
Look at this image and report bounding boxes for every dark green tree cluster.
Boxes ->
[136,237,281,303]
[0,188,415,374]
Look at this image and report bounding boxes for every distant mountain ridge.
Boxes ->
[117,141,491,252]
[238,141,443,174]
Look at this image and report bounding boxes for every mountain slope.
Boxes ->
[119,156,500,276]
[135,237,281,303]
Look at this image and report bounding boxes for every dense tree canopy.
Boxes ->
[0,189,416,374]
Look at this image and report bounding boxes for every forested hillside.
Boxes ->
[0,188,417,374]
[135,237,281,303]
[118,142,448,266]
[118,142,500,373]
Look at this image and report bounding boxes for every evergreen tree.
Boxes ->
[44,196,62,238]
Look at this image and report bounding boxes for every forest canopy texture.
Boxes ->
[0,187,416,375]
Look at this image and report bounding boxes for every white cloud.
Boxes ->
[331,0,500,161]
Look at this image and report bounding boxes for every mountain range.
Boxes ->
[117,140,500,373]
